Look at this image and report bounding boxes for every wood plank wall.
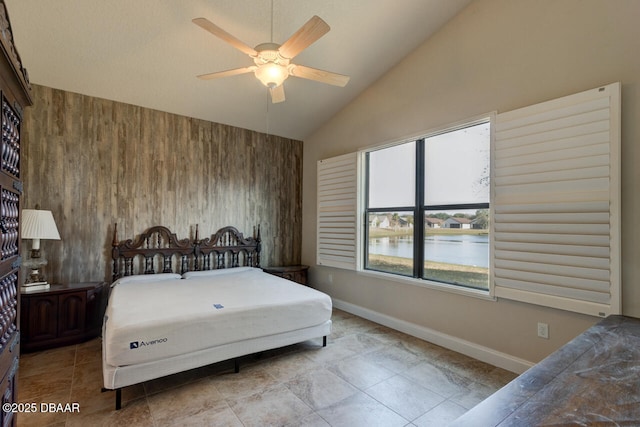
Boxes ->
[21,84,303,284]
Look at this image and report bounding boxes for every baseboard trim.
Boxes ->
[332,298,534,374]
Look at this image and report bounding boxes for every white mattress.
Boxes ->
[103,267,332,367]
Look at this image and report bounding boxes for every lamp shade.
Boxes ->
[21,209,61,240]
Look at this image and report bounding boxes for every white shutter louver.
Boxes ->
[317,153,359,270]
[493,83,621,317]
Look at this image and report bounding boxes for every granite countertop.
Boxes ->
[451,315,640,426]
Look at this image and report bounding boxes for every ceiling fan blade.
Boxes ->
[197,67,255,80]
[278,16,330,59]
[193,17,257,56]
[270,85,286,103]
[290,65,350,87]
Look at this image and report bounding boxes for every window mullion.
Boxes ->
[414,139,425,278]
[364,152,371,270]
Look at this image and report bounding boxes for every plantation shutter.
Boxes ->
[317,152,359,270]
[493,83,621,317]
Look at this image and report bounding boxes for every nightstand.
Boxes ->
[20,282,108,352]
[262,265,309,285]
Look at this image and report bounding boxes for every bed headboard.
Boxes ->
[111,224,261,281]
[111,224,194,280]
[196,225,261,271]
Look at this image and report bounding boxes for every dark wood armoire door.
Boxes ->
[0,1,33,426]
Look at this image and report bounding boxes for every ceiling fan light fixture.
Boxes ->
[193,15,349,103]
[254,62,289,88]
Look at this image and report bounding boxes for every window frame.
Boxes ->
[363,116,493,293]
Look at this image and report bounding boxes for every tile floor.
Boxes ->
[17,309,517,426]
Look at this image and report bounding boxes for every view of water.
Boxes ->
[369,234,489,268]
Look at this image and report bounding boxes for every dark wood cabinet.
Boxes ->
[58,291,87,338]
[25,294,57,342]
[20,282,108,352]
[263,265,309,285]
[0,1,32,425]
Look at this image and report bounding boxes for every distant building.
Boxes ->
[425,217,443,228]
[470,217,488,229]
[370,214,413,230]
[370,215,390,229]
[397,217,413,230]
[443,217,472,229]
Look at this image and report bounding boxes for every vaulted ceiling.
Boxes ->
[6,0,471,140]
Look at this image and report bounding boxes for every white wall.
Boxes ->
[302,0,640,367]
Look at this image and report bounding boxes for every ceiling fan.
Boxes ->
[193,15,350,103]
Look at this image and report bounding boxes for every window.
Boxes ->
[365,121,491,290]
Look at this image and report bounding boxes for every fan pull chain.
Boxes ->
[270,0,274,42]
[267,0,273,140]
[265,89,270,140]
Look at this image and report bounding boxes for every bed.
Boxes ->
[102,224,332,409]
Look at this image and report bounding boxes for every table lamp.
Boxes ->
[21,209,61,286]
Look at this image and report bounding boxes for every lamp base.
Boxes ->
[25,269,48,285]
[23,255,49,286]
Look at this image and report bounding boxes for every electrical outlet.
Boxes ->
[537,322,549,339]
[328,274,333,284]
